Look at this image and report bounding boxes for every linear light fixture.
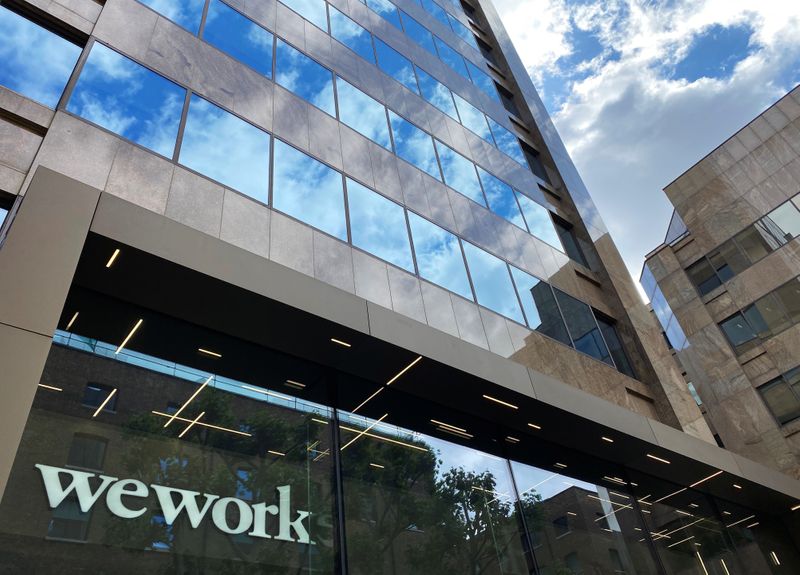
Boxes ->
[505,436,520,443]
[339,424,428,452]
[527,422,542,430]
[164,375,212,428]
[690,470,723,488]
[689,503,699,508]
[646,453,671,464]
[311,418,329,425]
[268,450,286,457]
[696,551,710,575]
[653,487,687,504]
[370,463,385,469]
[725,514,755,528]
[387,356,423,386]
[105,248,121,268]
[722,511,732,516]
[720,559,731,575]
[792,503,800,512]
[595,503,633,522]
[745,522,759,529]
[482,394,518,409]
[609,491,630,500]
[667,535,695,549]
[285,379,306,389]
[66,312,79,331]
[91,388,117,418]
[241,384,292,402]
[770,551,781,566]
[603,476,627,485]
[330,338,351,348]
[352,386,385,414]
[178,411,205,438]
[567,511,577,516]
[313,449,330,462]
[341,413,389,451]
[431,419,468,433]
[554,462,567,469]
[733,484,742,490]
[151,411,251,436]
[115,319,143,354]
[37,384,63,392]
[601,436,614,443]
[198,348,222,359]
[437,427,474,439]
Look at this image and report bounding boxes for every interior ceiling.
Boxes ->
[57,231,797,517]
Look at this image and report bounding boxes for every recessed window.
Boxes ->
[553,515,570,537]
[280,0,328,31]
[347,179,414,272]
[686,257,722,296]
[137,0,204,33]
[719,312,758,354]
[433,37,469,79]
[47,498,89,541]
[452,93,493,143]
[516,194,561,250]
[462,242,524,323]
[774,279,800,324]
[435,141,484,205]
[509,266,571,345]
[415,67,458,120]
[365,0,402,29]
[0,6,82,109]
[764,200,800,243]
[336,77,392,150]
[67,43,185,158]
[275,39,335,116]
[329,6,375,63]
[595,314,636,378]
[553,216,589,267]
[554,289,613,365]
[400,12,437,55]
[374,39,419,94]
[272,140,347,241]
[82,383,118,412]
[486,118,526,165]
[407,212,472,300]
[477,167,525,229]
[67,434,108,471]
[203,0,273,78]
[744,293,790,338]
[178,95,271,202]
[389,112,441,180]
[759,369,800,425]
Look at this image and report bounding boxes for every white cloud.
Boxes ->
[495,0,800,295]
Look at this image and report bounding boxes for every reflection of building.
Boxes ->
[1,0,800,573]
[643,87,800,480]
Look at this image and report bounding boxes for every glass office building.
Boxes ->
[0,0,799,573]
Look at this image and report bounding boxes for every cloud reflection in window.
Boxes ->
[452,93,494,144]
[374,39,420,94]
[400,12,437,55]
[462,242,524,323]
[365,0,402,29]
[203,0,273,78]
[415,67,458,121]
[408,212,472,300]
[137,0,205,33]
[280,0,328,31]
[276,39,336,116]
[433,37,469,79]
[389,112,441,181]
[336,77,392,150]
[515,192,562,250]
[435,142,485,205]
[329,6,376,63]
[487,117,526,165]
[466,61,499,102]
[477,167,525,229]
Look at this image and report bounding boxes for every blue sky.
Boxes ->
[494,0,800,298]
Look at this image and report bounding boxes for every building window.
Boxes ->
[0,6,82,109]
[336,77,392,150]
[461,242,524,323]
[434,37,470,79]
[452,93,493,143]
[759,368,800,425]
[275,39,335,116]
[449,14,479,49]
[687,382,702,406]
[477,167,526,230]
[374,39,419,95]
[719,312,758,354]
[421,0,449,27]
[407,212,472,300]
[137,0,205,33]
[67,43,186,159]
[281,0,328,31]
[47,497,90,541]
[522,145,551,183]
[202,0,273,78]
[389,112,441,181]
[516,193,562,250]
[365,0,402,29]
[595,315,636,378]
[554,289,613,366]
[509,265,571,345]
[400,12,437,55]
[329,6,376,64]
[486,117,526,165]
[465,61,499,101]
[66,434,108,471]
[553,515,571,537]
[415,67,459,121]
[82,383,118,412]
[435,141,484,204]
[553,217,589,268]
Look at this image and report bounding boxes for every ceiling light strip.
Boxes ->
[37,384,63,392]
[240,384,292,402]
[667,535,695,549]
[430,419,468,433]
[482,394,518,409]
[151,411,251,436]
[105,248,121,268]
[115,319,143,354]
[690,470,723,488]
[198,348,222,358]
[178,411,205,438]
[340,413,389,451]
[91,388,117,418]
[725,515,755,529]
[66,312,79,331]
[653,487,687,504]
[351,386,385,414]
[268,450,285,457]
[339,425,428,452]
[386,356,423,386]
[330,338,351,347]
[164,375,212,428]
[646,453,671,464]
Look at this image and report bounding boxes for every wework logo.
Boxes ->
[35,464,314,544]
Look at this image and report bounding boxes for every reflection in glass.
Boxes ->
[515,193,562,249]
[487,117,526,164]
[203,0,273,78]
[759,370,800,425]
[273,140,347,241]
[329,6,376,63]
[465,61,498,100]
[509,266,571,344]
[280,0,328,31]
[0,7,81,109]
[435,142,484,205]
[68,44,185,158]
[763,201,800,243]
[365,0,402,29]
[461,243,524,323]
[347,179,414,272]
[374,39,419,94]
[554,289,613,365]
[452,93,493,143]
[179,95,270,202]
[448,15,478,49]
[408,212,472,299]
[477,167,525,229]
[720,312,758,353]
[420,0,449,27]
[400,12,437,54]
[596,316,636,378]
[137,0,204,33]
[433,37,469,79]
[275,40,336,116]
[389,112,441,180]
[336,78,393,150]
[415,67,458,120]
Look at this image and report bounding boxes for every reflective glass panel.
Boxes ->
[596,316,636,377]
[515,193,562,249]
[640,263,658,301]
[509,266,571,344]
[686,257,721,296]
[329,6,375,63]
[462,242,524,322]
[486,118,526,164]
[420,0,449,27]
[774,279,800,324]
[650,285,673,331]
[400,12,437,54]
[447,14,478,49]
[275,40,335,116]
[554,289,613,365]
[764,201,800,242]
[760,378,800,425]
[68,44,185,158]
[719,312,758,353]
[451,93,493,143]
[203,0,273,78]
[433,37,469,78]
[179,95,270,202]
[280,0,328,30]
[365,0,402,29]
[477,167,525,228]
[137,0,204,33]
[388,112,441,180]
[553,218,589,267]
[734,225,772,264]
[347,179,414,272]
[407,212,472,299]
[272,140,347,241]
[336,78,392,150]
[745,292,790,337]
[717,238,750,275]
[665,316,689,350]
[465,61,499,100]
[435,142,484,205]
[415,67,458,120]
[374,39,419,94]
[0,7,81,109]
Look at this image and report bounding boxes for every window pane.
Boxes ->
[686,257,721,296]
[408,212,472,299]
[420,0,449,26]
[462,242,524,322]
[280,0,328,30]
[179,95,270,202]
[452,93,494,143]
[554,289,613,365]
[509,266,571,345]
[448,14,478,49]
[137,0,204,33]
[708,249,734,282]
[68,44,185,158]
[596,316,635,377]
[67,435,107,470]
[415,67,458,120]
[466,60,499,100]
[516,193,561,249]
[719,313,758,352]
[477,167,525,228]
[764,201,800,243]
[272,140,346,240]
[760,379,800,425]
[203,0,273,78]
[486,118,526,165]
[400,12,437,54]
[745,293,790,337]
[366,0,402,29]
[336,78,392,150]
[347,179,414,271]
[717,238,750,275]
[388,112,441,180]
[435,142,484,204]
[433,37,470,79]
[275,40,335,116]
[734,225,772,264]
[665,316,688,350]
[374,39,419,94]
[0,7,81,108]
[553,218,589,267]
[329,6,375,63]
[774,279,800,324]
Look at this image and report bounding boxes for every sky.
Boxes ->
[493,0,800,294]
